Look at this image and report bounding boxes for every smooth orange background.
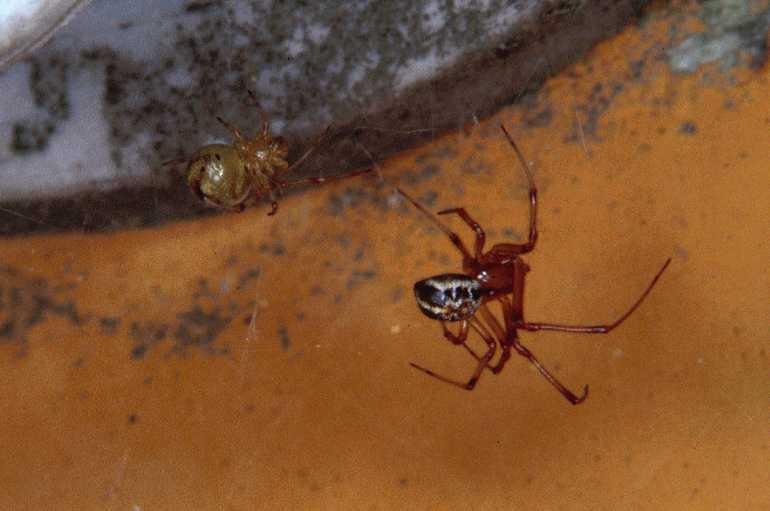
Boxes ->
[1,11,768,511]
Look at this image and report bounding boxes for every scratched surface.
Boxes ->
[1,3,768,510]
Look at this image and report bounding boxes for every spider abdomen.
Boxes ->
[187,144,251,209]
[414,274,482,321]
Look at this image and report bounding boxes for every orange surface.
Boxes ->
[1,12,769,511]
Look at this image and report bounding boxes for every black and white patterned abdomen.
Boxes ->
[413,274,482,321]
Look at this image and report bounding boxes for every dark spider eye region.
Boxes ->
[414,274,482,321]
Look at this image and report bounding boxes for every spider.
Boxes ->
[397,124,671,404]
[168,91,373,216]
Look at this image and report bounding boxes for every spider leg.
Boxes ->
[248,180,280,216]
[282,126,333,176]
[487,259,584,404]
[277,165,374,189]
[409,363,473,389]
[216,116,244,140]
[490,347,511,374]
[460,342,487,363]
[410,318,497,390]
[246,90,270,136]
[440,320,469,345]
[436,322,481,360]
[462,318,504,371]
[445,320,495,369]
[162,156,190,167]
[241,162,281,216]
[265,189,279,216]
[436,208,485,259]
[276,128,384,187]
[500,124,538,253]
[499,277,587,404]
[396,187,474,262]
[511,334,589,405]
[488,279,526,374]
[474,303,514,374]
[515,258,671,334]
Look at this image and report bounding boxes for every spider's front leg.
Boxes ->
[216,116,244,140]
[395,188,475,262]
[500,124,538,253]
[437,208,486,260]
[439,125,539,261]
[246,89,270,136]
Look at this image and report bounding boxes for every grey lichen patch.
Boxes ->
[668,1,770,73]
[501,227,523,242]
[126,262,260,359]
[235,267,260,291]
[399,163,441,186]
[326,181,393,216]
[0,265,83,352]
[171,304,233,356]
[129,320,169,359]
[522,106,553,128]
[99,316,121,335]
[28,55,71,118]
[11,121,56,154]
[679,121,698,134]
[416,190,438,209]
[514,89,555,131]
[81,46,179,172]
[564,81,626,143]
[460,154,492,175]
[9,54,70,155]
[130,278,248,358]
[0,265,241,361]
[258,242,286,256]
[414,145,460,163]
[346,269,377,291]
[128,300,248,359]
[426,249,451,266]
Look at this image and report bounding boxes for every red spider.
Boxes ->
[397,124,670,404]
